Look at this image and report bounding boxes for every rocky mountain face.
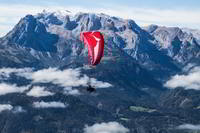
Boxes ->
[0,10,200,133]
[182,28,200,44]
[144,25,200,65]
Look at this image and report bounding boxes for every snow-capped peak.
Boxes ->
[41,9,72,16]
[36,9,73,23]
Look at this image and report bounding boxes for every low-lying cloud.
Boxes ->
[0,104,26,113]
[27,86,54,97]
[0,104,13,113]
[0,68,112,96]
[84,122,129,133]
[0,67,32,79]
[177,124,200,130]
[33,101,66,108]
[0,67,112,89]
[24,68,90,88]
[164,67,200,90]
[0,83,29,95]
[12,106,26,113]
[90,78,112,88]
[23,68,112,88]
[63,87,80,96]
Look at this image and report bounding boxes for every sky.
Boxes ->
[0,0,200,37]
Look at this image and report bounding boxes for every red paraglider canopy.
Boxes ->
[80,31,104,66]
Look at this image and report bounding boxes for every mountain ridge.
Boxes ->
[0,11,184,77]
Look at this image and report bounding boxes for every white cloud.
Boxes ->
[177,124,200,130]
[0,104,13,113]
[84,122,129,133]
[0,83,29,95]
[0,67,32,79]
[0,67,112,96]
[12,106,26,113]
[164,67,200,90]
[24,68,89,87]
[90,78,112,88]
[20,68,112,89]
[92,5,200,29]
[0,25,13,37]
[0,105,26,113]
[27,86,54,97]
[0,104,26,113]
[33,101,66,108]
[109,7,200,28]
[63,87,80,96]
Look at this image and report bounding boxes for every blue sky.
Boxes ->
[0,0,200,37]
[1,0,200,9]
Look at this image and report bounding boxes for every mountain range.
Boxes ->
[0,10,200,133]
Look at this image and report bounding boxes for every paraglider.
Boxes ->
[80,31,105,93]
[80,31,104,66]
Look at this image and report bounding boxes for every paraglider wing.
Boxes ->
[80,31,104,66]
